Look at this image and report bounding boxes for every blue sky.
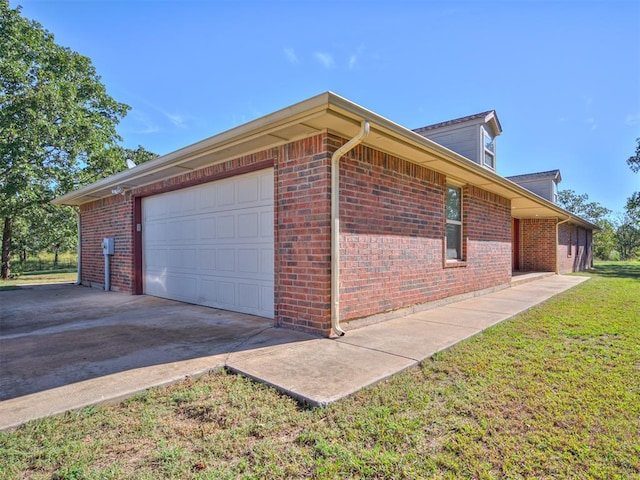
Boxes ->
[12,0,640,214]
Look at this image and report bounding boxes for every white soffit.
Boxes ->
[52,92,598,230]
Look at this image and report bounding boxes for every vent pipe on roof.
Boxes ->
[331,120,370,336]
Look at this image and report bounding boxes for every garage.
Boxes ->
[142,168,274,318]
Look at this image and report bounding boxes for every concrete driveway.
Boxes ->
[1,275,589,430]
[0,283,274,401]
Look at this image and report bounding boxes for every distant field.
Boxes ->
[13,251,77,273]
[0,251,77,290]
[0,270,76,290]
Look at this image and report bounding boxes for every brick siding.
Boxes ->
[273,134,333,335]
[338,141,512,322]
[79,132,536,337]
[520,218,557,272]
[557,223,593,273]
[79,150,277,293]
[79,195,135,292]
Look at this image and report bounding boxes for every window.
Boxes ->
[483,130,495,169]
[446,186,463,260]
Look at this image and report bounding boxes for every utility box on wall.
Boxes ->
[102,237,115,255]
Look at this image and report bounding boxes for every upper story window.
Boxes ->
[483,130,495,169]
[446,186,463,260]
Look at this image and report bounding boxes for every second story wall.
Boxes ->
[414,110,501,171]
[506,170,561,203]
[421,125,478,163]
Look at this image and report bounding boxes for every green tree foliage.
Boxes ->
[15,204,77,266]
[557,189,616,260]
[592,219,617,261]
[627,137,640,173]
[626,192,640,224]
[557,189,611,224]
[81,144,158,185]
[0,3,157,278]
[626,139,640,228]
[620,139,640,259]
[613,214,639,260]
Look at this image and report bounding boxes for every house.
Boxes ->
[53,92,596,337]
[506,170,562,204]
[505,169,593,272]
[412,113,594,275]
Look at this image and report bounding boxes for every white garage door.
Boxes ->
[142,168,274,318]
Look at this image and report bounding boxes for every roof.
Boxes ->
[507,169,562,184]
[413,110,503,136]
[53,92,596,230]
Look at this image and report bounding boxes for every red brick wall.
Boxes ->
[274,134,333,335]
[79,150,277,293]
[463,185,513,281]
[79,195,135,292]
[338,142,512,322]
[80,131,555,336]
[520,218,557,272]
[558,223,593,273]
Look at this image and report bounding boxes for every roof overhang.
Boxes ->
[483,111,502,137]
[53,92,597,230]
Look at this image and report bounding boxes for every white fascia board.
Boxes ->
[53,92,334,206]
[53,90,599,231]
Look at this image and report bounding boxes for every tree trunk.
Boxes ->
[1,217,13,279]
[54,245,59,267]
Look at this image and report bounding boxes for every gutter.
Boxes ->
[556,216,571,274]
[75,207,82,285]
[51,91,599,233]
[331,120,370,336]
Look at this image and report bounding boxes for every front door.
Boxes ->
[512,218,520,271]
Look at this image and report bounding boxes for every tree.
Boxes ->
[79,144,158,185]
[628,137,640,174]
[1,2,130,278]
[626,192,640,225]
[19,204,77,266]
[626,139,640,229]
[613,213,640,260]
[592,219,617,260]
[557,189,614,260]
[557,189,611,224]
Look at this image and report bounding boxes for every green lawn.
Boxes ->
[0,270,77,291]
[1,262,639,479]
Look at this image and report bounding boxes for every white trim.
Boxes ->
[53,92,598,231]
[445,185,464,261]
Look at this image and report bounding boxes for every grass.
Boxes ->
[14,251,77,273]
[0,271,77,291]
[1,251,77,290]
[1,262,639,479]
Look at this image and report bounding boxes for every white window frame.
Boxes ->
[446,185,463,261]
[483,129,495,169]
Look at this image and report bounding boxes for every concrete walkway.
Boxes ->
[0,275,588,430]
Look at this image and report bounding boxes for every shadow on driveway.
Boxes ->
[0,284,296,401]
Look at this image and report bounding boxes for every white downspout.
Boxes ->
[556,216,571,274]
[75,207,81,285]
[331,120,370,336]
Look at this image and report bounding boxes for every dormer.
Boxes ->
[506,170,562,203]
[413,110,502,170]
